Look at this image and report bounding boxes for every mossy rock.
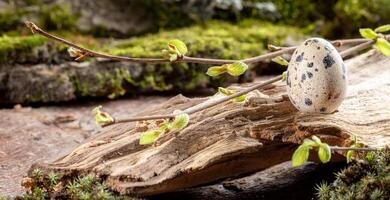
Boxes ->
[0,20,304,103]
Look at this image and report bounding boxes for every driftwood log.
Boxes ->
[32,50,390,196]
[155,161,346,200]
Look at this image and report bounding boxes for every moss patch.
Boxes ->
[0,35,47,63]
[316,149,390,199]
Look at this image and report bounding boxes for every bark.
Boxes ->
[31,50,390,196]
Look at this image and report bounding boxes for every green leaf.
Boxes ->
[139,130,162,145]
[359,28,378,40]
[346,150,353,163]
[206,66,227,77]
[302,138,316,147]
[92,106,114,126]
[375,38,390,56]
[271,56,289,66]
[234,94,247,103]
[218,87,234,96]
[375,24,390,33]
[282,71,287,81]
[170,111,190,131]
[318,144,332,163]
[226,61,248,76]
[168,39,188,56]
[292,145,310,167]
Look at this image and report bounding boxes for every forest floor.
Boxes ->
[0,95,172,196]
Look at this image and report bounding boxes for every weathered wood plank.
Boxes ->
[154,161,346,200]
[32,50,390,196]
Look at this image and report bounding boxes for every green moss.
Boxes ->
[0,35,47,62]
[316,149,390,200]
[21,170,142,199]
[39,3,77,31]
[107,20,303,59]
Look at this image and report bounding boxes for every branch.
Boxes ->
[330,146,378,152]
[25,21,373,65]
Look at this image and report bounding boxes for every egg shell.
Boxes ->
[286,37,347,113]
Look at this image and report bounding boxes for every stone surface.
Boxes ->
[0,95,171,196]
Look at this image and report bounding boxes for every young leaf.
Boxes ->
[218,87,234,96]
[282,71,287,81]
[170,111,190,131]
[92,106,114,126]
[234,94,247,103]
[271,56,289,66]
[346,150,353,163]
[374,38,390,56]
[226,61,248,76]
[292,145,310,167]
[207,66,227,77]
[139,130,162,145]
[359,28,378,40]
[168,39,188,56]
[374,24,390,33]
[318,144,331,163]
[218,87,247,103]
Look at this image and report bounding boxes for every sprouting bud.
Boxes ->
[206,66,227,77]
[162,39,188,62]
[206,62,248,77]
[170,110,190,131]
[92,106,114,126]
[218,87,247,103]
[68,47,85,58]
[359,28,378,40]
[139,130,162,145]
[226,61,248,76]
[271,56,289,66]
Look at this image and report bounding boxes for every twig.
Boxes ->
[25,21,374,65]
[330,146,378,151]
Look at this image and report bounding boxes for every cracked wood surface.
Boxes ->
[33,50,390,196]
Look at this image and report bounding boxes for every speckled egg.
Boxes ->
[286,38,347,113]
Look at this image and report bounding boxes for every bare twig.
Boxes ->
[25,21,375,65]
[330,146,378,151]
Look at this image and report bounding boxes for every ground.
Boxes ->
[0,95,171,196]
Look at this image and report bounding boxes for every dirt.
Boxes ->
[0,96,171,196]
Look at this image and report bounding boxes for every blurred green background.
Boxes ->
[0,0,388,104]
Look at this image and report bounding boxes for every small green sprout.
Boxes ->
[271,56,289,66]
[374,24,390,33]
[292,135,332,167]
[282,71,287,81]
[218,87,247,103]
[162,39,188,61]
[139,110,190,145]
[346,136,364,163]
[92,106,114,126]
[207,61,248,77]
[359,24,390,56]
[359,28,378,40]
[170,110,190,131]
